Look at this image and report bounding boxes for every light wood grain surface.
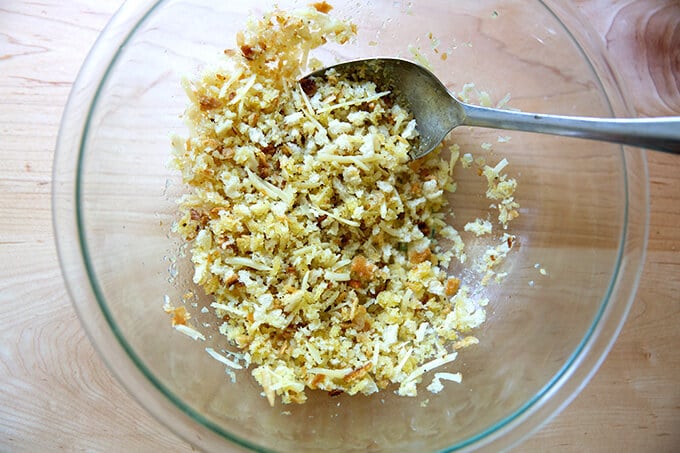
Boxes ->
[1,0,678,451]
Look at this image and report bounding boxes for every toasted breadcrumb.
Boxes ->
[164,304,190,326]
[171,5,519,405]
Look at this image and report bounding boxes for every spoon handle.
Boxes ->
[461,103,680,154]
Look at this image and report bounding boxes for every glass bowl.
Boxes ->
[53,0,648,451]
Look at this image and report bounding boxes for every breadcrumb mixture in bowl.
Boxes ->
[169,5,518,406]
[54,0,647,451]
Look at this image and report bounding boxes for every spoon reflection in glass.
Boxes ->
[300,57,680,158]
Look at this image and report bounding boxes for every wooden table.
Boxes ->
[1,0,678,451]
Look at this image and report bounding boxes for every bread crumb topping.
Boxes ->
[170,5,519,405]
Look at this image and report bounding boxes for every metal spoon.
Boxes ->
[301,57,680,158]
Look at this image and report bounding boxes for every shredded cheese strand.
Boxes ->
[316,91,391,114]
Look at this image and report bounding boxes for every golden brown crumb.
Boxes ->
[351,305,371,332]
[239,44,257,60]
[309,373,326,389]
[164,305,190,326]
[199,96,220,111]
[209,207,223,218]
[348,279,362,289]
[189,209,208,226]
[351,255,376,281]
[343,362,372,382]
[445,277,461,296]
[409,247,432,264]
[311,1,333,13]
[256,151,271,177]
[223,274,239,286]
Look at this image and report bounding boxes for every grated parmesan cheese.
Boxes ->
[464,218,493,237]
[206,347,243,370]
[427,371,462,394]
[174,324,206,341]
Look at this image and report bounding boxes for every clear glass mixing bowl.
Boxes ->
[53,0,648,451]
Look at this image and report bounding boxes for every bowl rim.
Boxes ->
[52,0,649,451]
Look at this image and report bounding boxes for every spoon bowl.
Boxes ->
[301,58,680,157]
